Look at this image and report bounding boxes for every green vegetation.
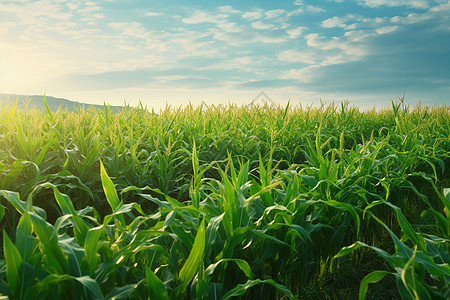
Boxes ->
[0,96,449,299]
[0,94,124,113]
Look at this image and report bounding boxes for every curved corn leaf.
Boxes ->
[205,258,252,279]
[178,218,206,292]
[28,212,70,274]
[100,160,120,211]
[3,231,22,296]
[222,279,297,300]
[359,271,390,300]
[146,266,169,300]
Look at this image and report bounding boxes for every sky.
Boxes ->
[0,0,449,109]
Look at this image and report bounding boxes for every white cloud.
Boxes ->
[0,1,73,21]
[217,22,241,33]
[233,56,253,65]
[375,25,398,34]
[280,66,319,83]
[322,15,359,30]
[67,3,79,10]
[322,16,349,28]
[293,1,325,13]
[360,16,388,27]
[252,21,274,30]
[242,10,264,20]
[166,29,218,57]
[78,5,102,14]
[287,26,307,38]
[430,1,450,11]
[306,5,325,13]
[344,30,372,41]
[145,11,162,17]
[357,0,430,8]
[213,30,286,45]
[287,8,304,16]
[304,33,368,64]
[278,50,317,64]
[265,9,286,19]
[182,10,226,24]
[391,13,432,23]
[109,21,151,40]
[219,6,240,14]
[306,33,339,50]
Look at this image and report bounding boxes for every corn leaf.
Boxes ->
[3,231,22,296]
[146,266,169,300]
[359,271,391,300]
[100,160,121,211]
[178,218,206,291]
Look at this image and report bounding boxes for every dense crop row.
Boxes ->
[0,97,449,299]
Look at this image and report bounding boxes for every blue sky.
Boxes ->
[0,0,449,109]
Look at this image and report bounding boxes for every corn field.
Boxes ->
[0,97,449,299]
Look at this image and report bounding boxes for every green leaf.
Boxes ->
[53,187,89,244]
[359,271,390,300]
[0,202,4,225]
[100,160,125,227]
[383,201,426,251]
[222,279,297,300]
[178,218,206,292]
[43,95,54,123]
[15,213,34,260]
[8,96,18,117]
[59,235,86,277]
[100,160,120,211]
[29,212,70,274]
[444,188,450,217]
[3,231,23,296]
[35,135,55,165]
[251,229,290,248]
[50,184,77,215]
[2,161,26,190]
[84,225,104,273]
[333,241,368,259]
[146,266,169,300]
[321,199,360,235]
[105,282,139,299]
[205,258,252,279]
[30,274,103,299]
[0,190,26,215]
[75,276,104,300]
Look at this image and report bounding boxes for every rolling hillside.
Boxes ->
[0,93,124,112]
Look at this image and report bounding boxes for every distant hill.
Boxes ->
[0,94,124,113]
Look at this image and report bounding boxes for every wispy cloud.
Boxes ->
[357,0,430,8]
[286,26,307,38]
[219,5,240,14]
[265,9,285,19]
[293,0,325,13]
[251,21,274,30]
[182,10,224,24]
[0,0,448,108]
[322,15,357,29]
[242,9,264,20]
[278,50,318,64]
[144,11,162,17]
[430,1,450,11]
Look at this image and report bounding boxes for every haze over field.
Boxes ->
[1,0,449,109]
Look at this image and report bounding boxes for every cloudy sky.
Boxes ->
[1,0,449,109]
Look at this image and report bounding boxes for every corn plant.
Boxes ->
[0,98,448,298]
